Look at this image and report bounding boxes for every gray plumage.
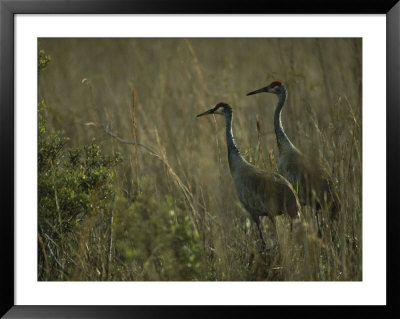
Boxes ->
[197,102,300,247]
[247,81,340,235]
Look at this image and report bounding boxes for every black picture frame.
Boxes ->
[1,0,399,318]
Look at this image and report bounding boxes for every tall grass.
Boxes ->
[38,38,362,281]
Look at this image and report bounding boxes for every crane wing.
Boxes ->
[233,166,297,218]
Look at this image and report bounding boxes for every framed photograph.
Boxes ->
[1,0,398,318]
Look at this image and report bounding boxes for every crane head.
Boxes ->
[247,81,285,96]
[196,102,231,117]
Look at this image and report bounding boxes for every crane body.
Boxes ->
[247,82,340,235]
[197,102,300,247]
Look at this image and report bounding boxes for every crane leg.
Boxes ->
[252,215,267,252]
[316,210,322,238]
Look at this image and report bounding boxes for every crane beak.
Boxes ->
[196,108,215,117]
[246,86,269,96]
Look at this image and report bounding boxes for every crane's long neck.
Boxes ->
[274,89,295,155]
[224,109,245,172]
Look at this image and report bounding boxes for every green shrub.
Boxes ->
[38,100,122,280]
[112,177,202,281]
[38,49,51,73]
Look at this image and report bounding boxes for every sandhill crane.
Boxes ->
[247,81,339,237]
[197,102,301,249]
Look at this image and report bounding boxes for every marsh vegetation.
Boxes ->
[38,38,362,281]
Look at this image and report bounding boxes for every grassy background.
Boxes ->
[38,38,362,281]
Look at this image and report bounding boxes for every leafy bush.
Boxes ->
[38,100,122,280]
[38,49,51,73]
[112,177,202,281]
